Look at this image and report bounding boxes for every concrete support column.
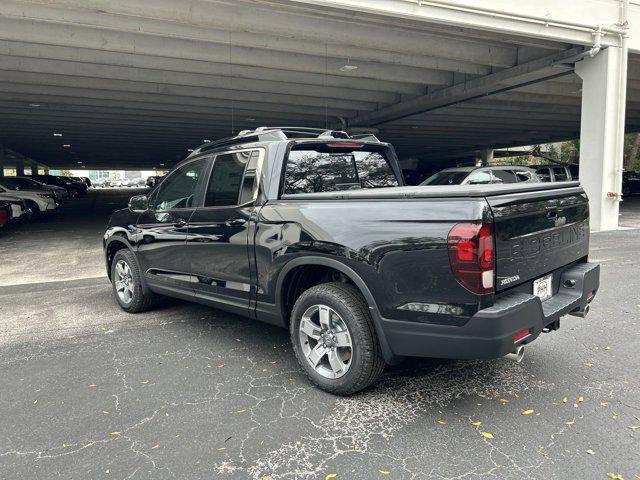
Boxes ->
[31,162,39,176]
[15,158,25,177]
[481,148,494,166]
[575,47,627,231]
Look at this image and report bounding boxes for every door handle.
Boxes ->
[225,218,246,226]
[174,218,187,227]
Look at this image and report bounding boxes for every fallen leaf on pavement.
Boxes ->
[471,421,481,426]
[325,474,338,480]
[521,409,534,415]
[480,432,494,439]
[436,420,446,425]
[586,449,595,455]
[379,470,390,475]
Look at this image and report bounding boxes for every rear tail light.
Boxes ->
[447,222,495,295]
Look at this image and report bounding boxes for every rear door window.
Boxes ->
[514,170,534,182]
[204,152,250,207]
[283,145,399,194]
[553,167,568,181]
[536,168,551,182]
[491,170,518,184]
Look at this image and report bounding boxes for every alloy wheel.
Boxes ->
[114,260,134,304]
[298,304,353,379]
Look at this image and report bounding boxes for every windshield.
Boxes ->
[0,178,39,190]
[283,145,399,194]
[420,171,469,185]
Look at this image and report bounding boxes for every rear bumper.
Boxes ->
[380,262,600,360]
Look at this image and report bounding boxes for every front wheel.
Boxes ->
[111,249,156,313]
[290,282,385,395]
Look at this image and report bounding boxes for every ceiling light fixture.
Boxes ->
[339,64,358,72]
[187,149,194,152]
[53,133,62,137]
[203,139,211,143]
[29,103,41,107]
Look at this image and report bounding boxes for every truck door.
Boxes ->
[187,149,264,316]
[136,156,208,292]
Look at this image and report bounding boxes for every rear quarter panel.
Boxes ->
[255,198,491,324]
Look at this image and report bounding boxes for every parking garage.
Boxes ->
[1,1,639,479]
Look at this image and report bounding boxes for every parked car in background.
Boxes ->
[93,178,111,188]
[145,175,163,187]
[534,165,574,182]
[0,181,57,216]
[104,127,598,395]
[1,176,68,201]
[420,166,539,186]
[79,177,92,187]
[1,197,30,222]
[622,171,640,196]
[31,174,84,198]
[61,176,89,196]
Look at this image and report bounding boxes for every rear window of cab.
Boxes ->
[283,143,399,194]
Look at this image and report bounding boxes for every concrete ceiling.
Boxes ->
[1,0,640,170]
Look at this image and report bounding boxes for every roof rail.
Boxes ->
[187,126,376,158]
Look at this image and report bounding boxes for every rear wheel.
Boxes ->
[111,249,156,313]
[290,282,385,395]
[25,200,40,218]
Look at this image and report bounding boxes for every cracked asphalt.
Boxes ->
[0,189,639,480]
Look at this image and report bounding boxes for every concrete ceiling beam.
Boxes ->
[347,47,583,126]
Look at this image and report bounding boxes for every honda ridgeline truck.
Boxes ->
[103,127,599,395]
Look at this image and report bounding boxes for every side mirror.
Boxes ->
[129,194,149,212]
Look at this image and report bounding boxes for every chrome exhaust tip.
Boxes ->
[505,345,525,363]
[569,304,590,318]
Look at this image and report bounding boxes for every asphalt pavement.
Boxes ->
[0,189,638,480]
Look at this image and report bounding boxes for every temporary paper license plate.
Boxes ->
[533,274,552,301]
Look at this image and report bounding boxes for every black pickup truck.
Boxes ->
[104,127,599,395]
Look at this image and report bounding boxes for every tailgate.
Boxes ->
[487,185,590,291]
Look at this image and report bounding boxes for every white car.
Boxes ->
[0,195,30,221]
[0,181,58,215]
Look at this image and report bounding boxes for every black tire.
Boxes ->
[110,249,156,313]
[290,282,385,395]
[25,200,40,218]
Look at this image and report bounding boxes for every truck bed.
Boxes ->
[280,181,581,200]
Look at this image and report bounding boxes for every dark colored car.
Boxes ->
[420,166,539,185]
[622,171,640,196]
[145,175,164,188]
[104,127,599,395]
[33,175,87,197]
